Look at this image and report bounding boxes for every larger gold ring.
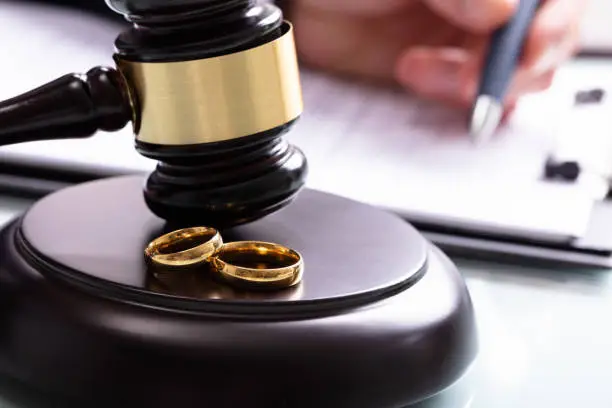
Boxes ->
[145,227,223,268]
[211,241,303,290]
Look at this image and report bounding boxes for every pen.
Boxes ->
[469,0,541,144]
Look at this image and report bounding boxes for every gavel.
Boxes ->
[0,0,306,228]
[0,2,478,406]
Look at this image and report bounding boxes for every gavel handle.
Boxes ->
[0,67,132,147]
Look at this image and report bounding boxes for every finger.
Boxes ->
[505,68,556,101]
[291,4,416,82]
[297,0,416,16]
[395,46,556,108]
[500,100,518,124]
[521,0,586,71]
[395,47,480,107]
[423,0,518,33]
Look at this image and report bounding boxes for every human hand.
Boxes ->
[288,0,586,112]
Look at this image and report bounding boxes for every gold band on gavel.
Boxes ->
[114,22,303,145]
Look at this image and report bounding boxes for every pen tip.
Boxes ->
[469,96,503,144]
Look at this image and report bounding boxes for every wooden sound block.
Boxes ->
[0,176,477,408]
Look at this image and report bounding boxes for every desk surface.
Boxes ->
[1,195,611,408]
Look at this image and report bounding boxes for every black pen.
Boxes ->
[469,0,541,143]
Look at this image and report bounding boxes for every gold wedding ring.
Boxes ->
[211,241,303,290]
[145,228,303,291]
[145,227,223,268]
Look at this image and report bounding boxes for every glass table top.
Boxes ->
[1,197,611,408]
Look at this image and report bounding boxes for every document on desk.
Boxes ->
[2,0,612,248]
[284,65,612,244]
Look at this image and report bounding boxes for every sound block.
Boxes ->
[0,176,477,408]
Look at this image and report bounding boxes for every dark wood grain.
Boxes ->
[109,0,285,62]
[20,176,428,309]
[139,124,308,228]
[0,0,306,227]
[0,4,478,406]
[0,67,131,146]
[107,0,307,227]
[0,176,478,407]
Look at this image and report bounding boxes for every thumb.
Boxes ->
[423,0,517,32]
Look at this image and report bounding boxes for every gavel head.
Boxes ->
[106,0,308,228]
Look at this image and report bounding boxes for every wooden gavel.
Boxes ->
[0,0,307,228]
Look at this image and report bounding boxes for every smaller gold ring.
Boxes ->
[211,241,303,290]
[145,227,223,268]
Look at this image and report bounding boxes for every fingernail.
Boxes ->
[421,63,463,95]
[461,77,478,103]
[532,41,566,75]
[464,0,518,30]
[398,49,465,96]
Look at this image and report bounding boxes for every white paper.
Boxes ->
[2,1,612,243]
[285,66,612,242]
